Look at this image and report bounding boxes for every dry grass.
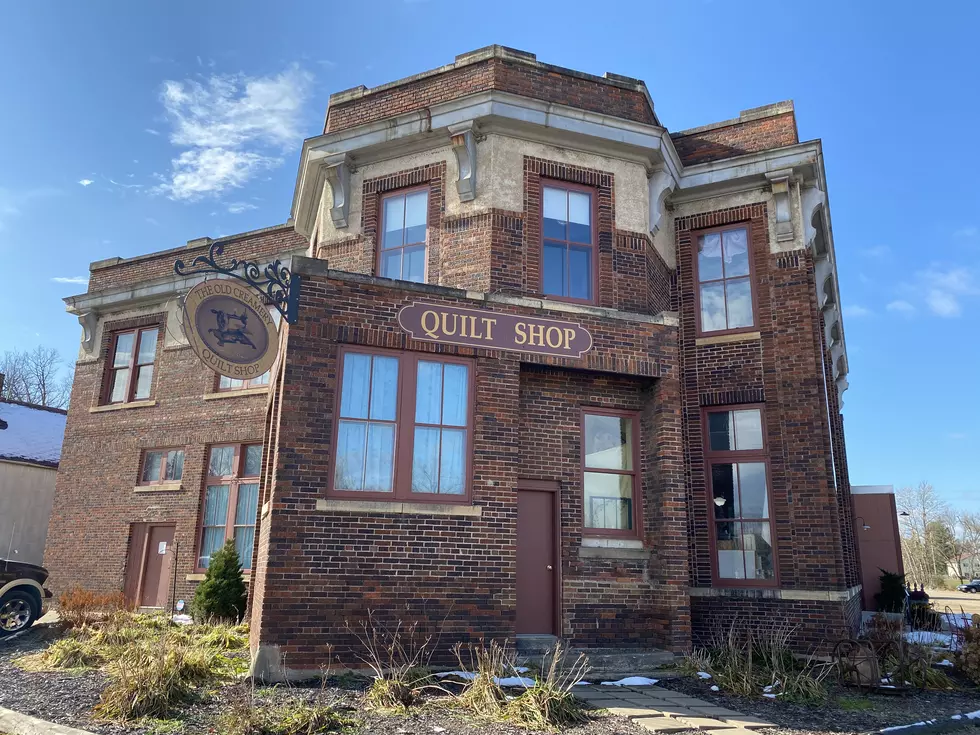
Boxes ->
[57,587,131,629]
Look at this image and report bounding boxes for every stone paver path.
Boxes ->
[575,685,776,733]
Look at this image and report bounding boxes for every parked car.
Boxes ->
[957,579,980,593]
[0,558,52,636]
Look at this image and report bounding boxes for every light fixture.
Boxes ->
[713,496,726,507]
[899,511,910,517]
[855,516,871,531]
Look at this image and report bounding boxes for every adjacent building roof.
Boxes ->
[0,399,68,468]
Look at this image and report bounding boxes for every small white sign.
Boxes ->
[158,541,167,554]
[176,599,185,612]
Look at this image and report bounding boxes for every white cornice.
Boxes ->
[291,89,682,238]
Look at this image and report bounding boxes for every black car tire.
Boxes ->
[0,589,39,636]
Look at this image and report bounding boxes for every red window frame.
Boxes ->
[195,443,262,572]
[138,448,185,486]
[540,180,599,306]
[702,404,778,586]
[693,222,759,337]
[376,185,429,284]
[104,327,160,404]
[580,408,643,540]
[328,345,475,503]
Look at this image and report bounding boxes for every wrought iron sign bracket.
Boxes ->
[174,241,302,324]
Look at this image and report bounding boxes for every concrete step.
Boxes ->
[515,634,559,655]
[570,647,679,677]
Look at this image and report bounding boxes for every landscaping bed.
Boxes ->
[0,623,645,735]
[658,674,980,734]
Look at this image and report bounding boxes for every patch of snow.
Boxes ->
[904,630,953,647]
[575,681,592,686]
[697,671,712,679]
[762,679,780,693]
[172,614,193,625]
[879,721,935,733]
[763,693,777,699]
[512,666,529,673]
[967,710,980,720]
[0,400,66,464]
[436,671,477,680]
[600,676,659,686]
[710,685,720,692]
[952,715,962,720]
[937,659,953,667]
[434,671,534,687]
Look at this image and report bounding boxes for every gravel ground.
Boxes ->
[658,675,980,734]
[0,625,646,735]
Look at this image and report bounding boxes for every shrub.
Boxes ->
[348,613,436,710]
[192,540,248,623]
[58,587,129,628]
[452,640,511,717]
[218,690,356,735]
[955,616,980,686]
[503,642,589,729]
[874,570,907,613]
[95,645,196,719]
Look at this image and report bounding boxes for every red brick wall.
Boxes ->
[249,269,683,669]
[87,226,307,293]
[325,58,656,134]
[676,203,856,617]
[671,112,798,166]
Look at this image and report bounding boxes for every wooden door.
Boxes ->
[516,487,557,634]
[134,525,175,609]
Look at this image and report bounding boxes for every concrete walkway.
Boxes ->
[0,705,95,735]
[575,684,776,733]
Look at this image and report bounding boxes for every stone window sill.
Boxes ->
[187,573,251,583]
[203,387,269,401]
[134,483,183,493]
[579,537,648,560]
[90,399,157,413]
[315,498,482,517]
[689,584,863,602]
[695,331,761,347]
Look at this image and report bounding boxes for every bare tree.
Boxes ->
[0,346,73,409]
[897,481,949,586]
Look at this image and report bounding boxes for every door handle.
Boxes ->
[547,565,553,570]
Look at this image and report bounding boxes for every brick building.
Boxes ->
[46,46,860,678]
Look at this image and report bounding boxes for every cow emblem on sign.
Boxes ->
[208,309,257,349]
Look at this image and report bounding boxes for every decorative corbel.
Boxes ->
[648,168,676,237]
[765,170,795,243]
[78,311,98,355]
[801,184,827,255]
[323,152,352,229]
[448,121,477,202]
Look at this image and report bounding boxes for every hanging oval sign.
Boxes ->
[182,280,279,380]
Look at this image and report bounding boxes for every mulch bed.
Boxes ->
[657,674,980,734]
[0,624,646,735]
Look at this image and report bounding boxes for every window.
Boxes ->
[581,411,641,536]
[696,226,754,333]
[379,188,428,283]
[332,349,471,500]
[704,406,775,583]
[139,449,184,485]
[218,371,271,391]
[542,184,595,302]
[106,327,159,403]
[197,444,261,570]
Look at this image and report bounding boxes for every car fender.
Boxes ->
[0,578,44,601]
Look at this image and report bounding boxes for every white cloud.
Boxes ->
[153,65,312,202]
[918,265,979,318]
[78,179,94,187]
[226,201,258,214]
[50,276,89,284]
[861,245,891,258]
[108,178,143,189]
[886,300,916,315]
[144,128,161,136]
[318,59,338,69]
[843,305,872,318]
[953,226,978,239]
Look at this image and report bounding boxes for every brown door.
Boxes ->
[126,524,175,609]
[516,487,557,634]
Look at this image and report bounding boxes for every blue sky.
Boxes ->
[0,1,977,510]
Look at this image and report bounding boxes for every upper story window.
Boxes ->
[197,443,262,570]
[139,448,184,485]
[218,371,271,392]
[106,327,159,404]
[704,406,775,584]
[696,226,754,334]
[332,349,471,500]
[542,184,595,303]
[379,188,428,283]
[582,411,641,538]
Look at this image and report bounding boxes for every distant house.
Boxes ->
[0,382,68,565]
[948,552,980,581]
